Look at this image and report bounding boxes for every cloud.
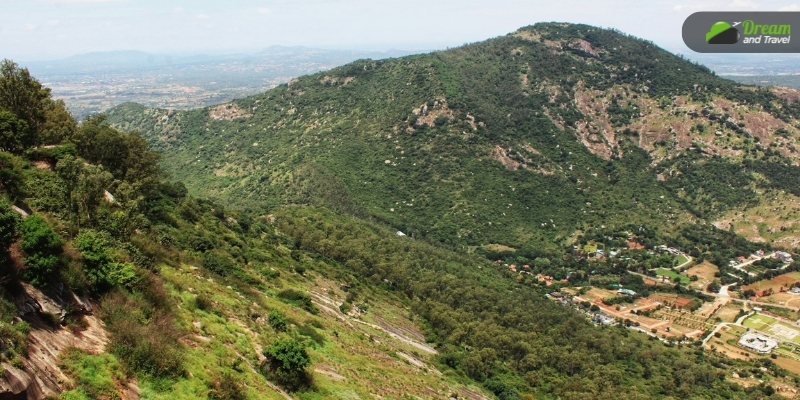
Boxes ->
[196,14,211,19]
[23,24,37,31]
[779,4,800,10]
[173,7,185,14]
[257,7,272,14]
[46,19,60,26]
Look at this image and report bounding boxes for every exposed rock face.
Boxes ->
[1,284,108,400]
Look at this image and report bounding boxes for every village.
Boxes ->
[542,241,800,388]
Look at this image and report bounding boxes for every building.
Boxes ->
[738,333,778,353]
[592,312,616,326]
[618,288,636,296]
[775,251,794,263]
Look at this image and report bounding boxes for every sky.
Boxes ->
[3,0,800,61]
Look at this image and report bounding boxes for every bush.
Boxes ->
[0,199,19,249]
[277,289,317,313]
[297,323,325,347]
[208,372,246,400]
[262,338,311,391]
[268,310,287,332]
[19,215,63,286]
[99,291,184,379]
[201,252,235,276]
[73,229,138,292]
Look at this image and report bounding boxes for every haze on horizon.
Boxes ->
[5,0,800,62]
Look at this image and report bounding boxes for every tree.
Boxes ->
[0,60,50,143]
[0,199,19,248]
[19,215,63,286]
[0,109,29,152]
[262,338,311,391]
[0,200,20,277]
[0,152,24,201]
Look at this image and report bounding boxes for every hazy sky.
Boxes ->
[3,0,800,61]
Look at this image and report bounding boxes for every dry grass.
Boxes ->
[685,261,719,290]
[744,272,800,296]
[713,303,744,323]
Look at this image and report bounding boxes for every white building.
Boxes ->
[738,333,778,354]
[775,251,794,263]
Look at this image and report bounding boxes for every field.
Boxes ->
[742,314,800,344]
[675,254,691,267]
[684,261,719,290]
[655,268,691,284]
[743,271,800,296]
[713,303,744,323]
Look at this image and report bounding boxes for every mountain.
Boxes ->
[107,22,800,253]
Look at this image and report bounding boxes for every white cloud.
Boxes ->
[779,4,800,10]
[258,7,272,14]
[196,14,210,19]
[173,7,185,14]
[47,19,60,26]
[23,24,37,31]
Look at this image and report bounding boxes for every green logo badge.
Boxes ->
[706,21,740,44]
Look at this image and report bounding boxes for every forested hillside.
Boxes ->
[2,23,799,400]
[108,22,800,253]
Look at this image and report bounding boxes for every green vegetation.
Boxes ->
[4,21,800,399]
[262,338,312,391]
[655,268,691,284]
[19,215,63,286]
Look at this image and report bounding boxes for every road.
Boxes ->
[729,252,790,277]
[702,312,753,346]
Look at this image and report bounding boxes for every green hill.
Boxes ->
[107,22,800,253]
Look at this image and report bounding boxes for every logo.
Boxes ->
[706,21,740,44]
[683,12,800,53]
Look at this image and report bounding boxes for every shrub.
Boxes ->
[74,229,138,292]
[201,252,235,276]
[277,289,317,313]
[208,372,246,400]
[268,310,287,332]
[261,338,311,391]
[0,199,19,249]
[297,324,325,347]
[19,215,63,286]
[99,291,184,379]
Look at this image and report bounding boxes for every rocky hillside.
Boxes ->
[108,22,800,252]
